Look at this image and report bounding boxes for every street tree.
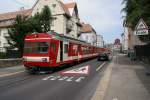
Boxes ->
[6,6,52,57]
[122,0,150,42]
[6,15,31,57]
[40,5,52,32]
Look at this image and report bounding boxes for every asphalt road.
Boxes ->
[0,58,110,100]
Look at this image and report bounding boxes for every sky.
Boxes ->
[0,0,124,43]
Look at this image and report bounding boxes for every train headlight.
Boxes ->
[23,58,27,61]
[42,58,47,62]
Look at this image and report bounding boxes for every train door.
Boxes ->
[50,40,59,64]
[60,41,63,61]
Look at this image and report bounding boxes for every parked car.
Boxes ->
[97,53,109,61]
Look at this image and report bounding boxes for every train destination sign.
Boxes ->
[135,19,149,35]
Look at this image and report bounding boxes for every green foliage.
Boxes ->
[40,6,52,32]
[7,15,30,57]
[0,52,7,59]
[6,6,52,57]
[122,0,150,42]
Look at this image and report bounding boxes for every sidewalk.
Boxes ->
[104,54,150,100]
[0,65,24,76]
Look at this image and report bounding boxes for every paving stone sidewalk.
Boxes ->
[104,54,150,100]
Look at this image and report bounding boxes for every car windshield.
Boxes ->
[101,54,107,56]
[24,42,49,54]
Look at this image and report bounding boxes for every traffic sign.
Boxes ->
[135,19,149,35]
[60,65,90,75]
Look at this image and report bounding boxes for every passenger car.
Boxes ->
[97,53,109,61]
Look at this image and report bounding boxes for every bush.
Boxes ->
[0,52,7,59]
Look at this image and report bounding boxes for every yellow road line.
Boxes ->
[0,71,25,78]
[96,62,106,71]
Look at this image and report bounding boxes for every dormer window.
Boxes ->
[52,4,56,8]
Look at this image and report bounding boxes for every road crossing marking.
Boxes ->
[75,77,85,82]
[96,62,106,71]
[42,75,86,83]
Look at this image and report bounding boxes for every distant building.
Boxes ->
[122,21,145,54]
[0,0,82,52]
[121,32,128,53]
[96,35,104,47]
[78,23,97,45]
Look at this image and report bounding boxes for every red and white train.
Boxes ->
[23,32,107,73]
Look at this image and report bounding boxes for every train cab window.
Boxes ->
[24,42,49,54]
[64,44,68,53]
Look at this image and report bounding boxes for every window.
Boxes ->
[24,42,49,54]
[3,43,9,47]
[64,44,68,53]
[51,20,54,26]
[3,33,8,37]
[52,4,56,8]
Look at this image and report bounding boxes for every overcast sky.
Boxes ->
[0,0,124,43]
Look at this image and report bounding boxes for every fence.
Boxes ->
[0,49,21,59]
[0,58,22,67]
[134,44,150,62]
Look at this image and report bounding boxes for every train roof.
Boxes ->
[25,32,101,48]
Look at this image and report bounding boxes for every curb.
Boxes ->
[91,62,113,100]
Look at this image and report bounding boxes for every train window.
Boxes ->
[64,44,68,53]
[24,42,49,54]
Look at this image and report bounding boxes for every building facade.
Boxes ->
[0,0,82,52]
[78,24,97,46]
[122,21,145,54]
[96,35,104,47]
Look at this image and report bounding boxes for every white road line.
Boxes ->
[96,62,106,71]
[113,98,118,100]
[0,70,25,78]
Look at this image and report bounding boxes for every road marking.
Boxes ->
[0,70,25,78]
[91,62,113,100]
[42,75,86,83]
[42,76,54,80]
[66,77,74,82]
[96,62,106,71]
[113,98,118,100]
[75,77,85,82]
[50,76,61,80]
[58,76,69,81]
[60,65,90,75]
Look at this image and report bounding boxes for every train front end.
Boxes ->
[23,33,52,73]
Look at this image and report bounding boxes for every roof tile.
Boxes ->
[0,9,32,21]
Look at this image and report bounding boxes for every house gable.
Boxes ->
[31,0,69,16]
[65,2,79,18]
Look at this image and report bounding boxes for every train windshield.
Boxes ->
[24,42,49,54]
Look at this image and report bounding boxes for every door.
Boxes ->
[50,40,59,64]
[60,41,63,61]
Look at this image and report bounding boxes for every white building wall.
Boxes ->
[96,35,104,47]
[32,0,64,16]
[79,33,97,45]
[32,0,68,35]
[0,28,9,52]
[124,27,129,51]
